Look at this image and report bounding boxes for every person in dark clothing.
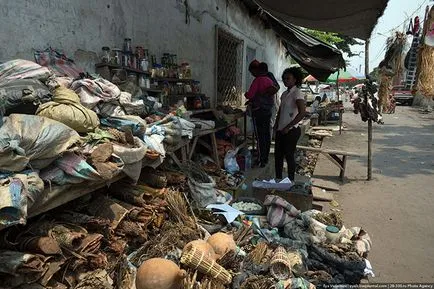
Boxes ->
[246,60,279,167]
[274,67,306,181]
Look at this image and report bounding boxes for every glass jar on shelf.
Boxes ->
[180,62,192,79]
[140,58,149,72]
[122,52,131,67]
[192,81,201,93]
[101,47,110,63]
[136,46,144,59]
[123,38,132,53]
[111,48,122,65]
[130,54,138,69]
[138,75,146,88]
[128,73,138,86]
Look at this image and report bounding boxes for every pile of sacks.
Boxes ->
[0,59,195,228]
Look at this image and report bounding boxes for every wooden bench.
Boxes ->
[296,145,361,181]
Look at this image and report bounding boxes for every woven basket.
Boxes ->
[181,245,232,284]
[270,246,291,280]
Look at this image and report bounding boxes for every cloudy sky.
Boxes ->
[347,0,431,74]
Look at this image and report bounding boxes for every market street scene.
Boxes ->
[0,0,433,288]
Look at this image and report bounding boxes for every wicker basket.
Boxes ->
[181,245,232,284]
[270,246,291,280]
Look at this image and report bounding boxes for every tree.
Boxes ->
[304,29,363,57]
[369,67,380,83]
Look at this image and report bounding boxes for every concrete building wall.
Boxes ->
[0,0,290,105]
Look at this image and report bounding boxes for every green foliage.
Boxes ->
[369,67,380,82]
[304,29,363,57]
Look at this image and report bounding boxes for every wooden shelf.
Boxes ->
[151,77,194,83]
[168,93,205,98]
[95,63,151,76]
[189,108,214,114]
[143,88,163,93]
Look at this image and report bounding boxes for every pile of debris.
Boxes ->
[0,164,374,289]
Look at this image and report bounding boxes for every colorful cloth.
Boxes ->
[264,195,301,228]
[70,78,121,109]
[34,48,83,78]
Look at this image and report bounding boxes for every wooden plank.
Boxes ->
[210,133,220,168]
[197,138,212,151]
[312,202,324,211]
[323,153,344,171]
[312,187,334,201]
[311,178,340,191]
[297,145,360,157]
[189,137,199,159]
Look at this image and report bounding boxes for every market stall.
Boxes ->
[0,35,375,289]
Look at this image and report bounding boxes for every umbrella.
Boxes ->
[326,68,364,83]
[303,75,318,82]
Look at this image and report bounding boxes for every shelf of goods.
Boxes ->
[95,63,151,75]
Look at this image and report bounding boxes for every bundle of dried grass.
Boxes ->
[246,242,268,265]
[240,275,275,289]
[416,45,434,99]
[129,221,201,266]
[313,211,343,229]
[166,189,197,229]
[181,245,232,284]
[216,250,243,272]
[270,247,291,280]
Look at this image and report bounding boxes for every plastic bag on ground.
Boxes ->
[0,114,80,172]
[188,174,217,207]
[224,149,240,173]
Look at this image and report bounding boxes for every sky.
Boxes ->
[347,0,432,74]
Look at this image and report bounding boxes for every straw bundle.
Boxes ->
[416,45,434,99]
[246,242,268,265]
[166,189,197,228]
[181,245,232,284]
[240,275,275,289]
[270,246,292,280]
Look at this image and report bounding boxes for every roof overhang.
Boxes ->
[252,0,389,40]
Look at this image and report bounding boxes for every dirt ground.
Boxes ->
[313,105,434,282]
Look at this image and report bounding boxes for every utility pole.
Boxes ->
[365,39,372,181]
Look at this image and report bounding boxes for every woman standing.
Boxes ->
[275,67,306,181]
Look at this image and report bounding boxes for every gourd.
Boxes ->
[206,232,236,259]
[136,258,186,289]
[184,240,216,260]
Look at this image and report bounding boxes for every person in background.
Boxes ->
[311,95,322,114]
[274,67,306,181]
[321,92,329,104]
[245,60,279,167]
[258,62,281,139]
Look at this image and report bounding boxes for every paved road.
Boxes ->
[314,106,434,282]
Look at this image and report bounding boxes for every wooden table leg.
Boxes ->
[181,146,187,163]
[188,137,199,160]
[339,155,347,181]
[210,132,220,168]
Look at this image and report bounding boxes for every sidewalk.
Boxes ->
[313,106,434,282]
